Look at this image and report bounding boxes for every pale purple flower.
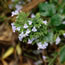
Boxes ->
[42,20,47,25]
[25,29,31,36]
[18,32,24,41]
[16,27,20,31]
[28,21,32,25]
[28,38,35,44]
[63,33,65,37]
[12,26,16,32]
[37,42,48,50]
[11,23,14,26]
[11,10,19,16]
[56,36,61,45]
[37,42,46,49]
[42,56,46,60]
[23,24,28,29]
[34,60,42,65]
[31,14,35,18]
[32,26,37,32]
[44,42,48,46]
[62,21,65,24]
[18,29,31,41]
[26,29,30,34]
[18,36,23,41]
[28,39,32,44]
[11,23,16,32]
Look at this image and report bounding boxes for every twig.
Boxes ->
[20,0,45,13]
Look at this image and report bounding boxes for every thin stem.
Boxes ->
[48,53,58,65]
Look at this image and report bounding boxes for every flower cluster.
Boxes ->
[11,12,49,49]
[37,42,48,49]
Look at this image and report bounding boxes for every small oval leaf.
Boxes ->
[2,47,14,59]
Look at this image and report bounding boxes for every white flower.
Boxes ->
[63,33,65,37]
[25,29,31,36]
[18,32,24,41]
[11,10,19,16]
[18,36,23,41]
[42,20,47,25]
[16,27,20,31]
[12,26,16,32]
[32,26,37,32]
[18,29,31,41]
[42,56,46,60]
[62,21,65,24]
[11,23,16,32]
[34,60,42,65]
[56,36,61,45]
[11,23,14,26]
[26,29,31,34]
[28,21,32,25]
[37,42,48,50]
[28,39,32,44]
[23,24,28,29]
[44,42,48,47]
[28,38,35,44]
[31,14,35,18]
[37,42,46,49]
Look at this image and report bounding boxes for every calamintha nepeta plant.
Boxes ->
[11,11,65,50]
[11,12,49,49]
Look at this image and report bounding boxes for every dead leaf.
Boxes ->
[2,46,14,59]
[0,23,12,43]
[16,44,22,56]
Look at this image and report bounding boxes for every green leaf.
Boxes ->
[60,45,65,63]
[14,12,48,44]
[39,2,56,16]
[44,31,54,43]
[56,24,65,30]
[50,14,63,26]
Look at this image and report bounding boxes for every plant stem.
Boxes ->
[48,53,58,65]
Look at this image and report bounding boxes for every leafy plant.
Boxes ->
[50,14,63,26]
[38,0,65,64]
[12,12,48,45]
[10,0,65,64]
[60,45,65,64]
[39,2,56,16]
